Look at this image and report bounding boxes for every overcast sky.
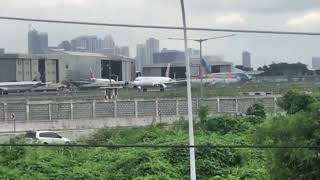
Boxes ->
[1,0,320,68]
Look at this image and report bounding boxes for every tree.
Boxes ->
[246,102,266,118]
[259,62,312,76]
[198,106,209,123]
[277,90,314,114]
[257,103,320,179]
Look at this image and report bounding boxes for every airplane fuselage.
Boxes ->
[133,76,173,88]
[0,81,43,92]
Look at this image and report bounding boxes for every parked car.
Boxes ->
[25,131,71,144]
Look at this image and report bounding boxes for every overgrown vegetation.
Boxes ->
[0,91,319,179]
[277,90,314,114]
[246,102,266,118]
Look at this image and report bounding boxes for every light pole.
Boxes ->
[169,34,236,97]
[109,60,112,84]
[179,0,196,179]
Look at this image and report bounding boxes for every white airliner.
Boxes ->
[64,68,117,89]
[89,68,115,83]
[0,81,44,94]
[132,63,175,91]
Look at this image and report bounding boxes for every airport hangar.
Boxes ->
[142,58,233,78]
[0,51,136,83]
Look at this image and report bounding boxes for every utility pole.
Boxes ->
[179,0,196,179]
[169,34,236,98]
[199,40,203,98]
[109,60,112,84]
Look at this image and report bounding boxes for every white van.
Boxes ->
[25,131,70,144]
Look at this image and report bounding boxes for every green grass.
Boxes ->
[1,81,319,101]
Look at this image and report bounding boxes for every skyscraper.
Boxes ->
[145,38,159,64]
[39,33,48,53]
[113,46,120,56]
[104,34,115,49]
[70,35,98,52]
[242,51,251,68]
[136,44,146,71]
[120,46,130,57]
[312,57,320,70]
[28,29,48,54]
[58,41,72,51]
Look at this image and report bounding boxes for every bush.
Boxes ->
[278,90,314,114]
[198,105,209,123]
[203,116,242,134]
[256,103,320,179]
[246,102,266,118]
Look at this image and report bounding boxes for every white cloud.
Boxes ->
[5,0,89,8]
[215,13,245,24]
[286,10,320,26]
[4,0,147,8]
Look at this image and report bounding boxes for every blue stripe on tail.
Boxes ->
[200,58,211,74]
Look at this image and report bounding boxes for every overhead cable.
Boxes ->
[0,16,320,36]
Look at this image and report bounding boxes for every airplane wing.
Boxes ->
[0,87,9,91]
[163,79,187,87]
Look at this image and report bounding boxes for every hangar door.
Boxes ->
[101,60,122,81]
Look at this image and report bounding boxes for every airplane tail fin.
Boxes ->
[199,58,211,77]
[165,63,171,77]
[89,68,95,79]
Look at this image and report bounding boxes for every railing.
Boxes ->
[0,96,278,122]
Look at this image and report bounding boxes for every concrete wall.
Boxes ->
[0,96,278,132]
[0,116,177,133]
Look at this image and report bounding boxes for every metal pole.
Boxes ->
[180,0,196,179]
[109,61,112,84]
[13,117,16,132]
[108,61,112,99]
[200,40,203,98]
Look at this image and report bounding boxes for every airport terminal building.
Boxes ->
[0,52,135,83]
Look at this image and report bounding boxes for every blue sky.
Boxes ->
[0,0,320,68]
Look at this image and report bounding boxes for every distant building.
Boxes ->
[235,65,253,72]
[0,48,4,55]
[49,51,135,81]
[145,38,159,65]
[188,48,200,58]
[96,48,115,55]
[312,57,320,70]
[142,58,232,78]
[242,51,251,68]
[120,46,130,57]
[58,41,72,51]
[153,49,185,64]
[115,46,121,56]
[135,44,146,71]
[70,35,99,53]
[0,53,59,83]
[28,29,48,54]
[104,34,115,49]
[0,51,136,83]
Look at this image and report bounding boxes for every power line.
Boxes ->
[1,16,320,36]
[0,143,320,149]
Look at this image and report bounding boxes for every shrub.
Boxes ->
[246,102,266,118]
[203,116,242,134]
[198,105,209,123]
[277,90,314,114]
[256,104,320,179]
